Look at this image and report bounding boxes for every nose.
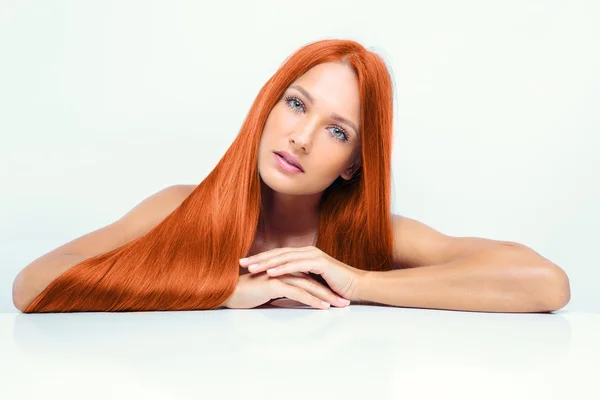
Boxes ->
[291,117,320,150]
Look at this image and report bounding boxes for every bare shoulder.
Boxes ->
[180,184,198,197]
[120,184,194,223]
[166,184,196,203]
[17,184,199,273]
[71,183,197,252]
[133,184,196,227]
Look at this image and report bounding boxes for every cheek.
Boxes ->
[316,157,351,177]
[262,110,285,135]
[273,103,302,125]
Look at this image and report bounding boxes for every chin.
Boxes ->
[260,173,331,198]
[259,174,302,195]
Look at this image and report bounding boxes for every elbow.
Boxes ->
[13,297,29,313]
[538,264,571,312]
[12,293,29,313]
[507,245,571,312]
[552,267,571,311]
[12,271,33,313]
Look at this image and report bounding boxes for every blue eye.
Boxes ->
[283,95,349,143]
[285,96,304,113]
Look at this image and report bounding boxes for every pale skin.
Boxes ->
[232,62,570,312]
[13,62,569,312]
[221,61,365,310]
[256,61,362,247]
[11,61,364,312]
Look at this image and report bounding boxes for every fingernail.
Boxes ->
[338,297,350,304]
[239,258,249,263]
[321,301,330,308]
[248,263,259,271]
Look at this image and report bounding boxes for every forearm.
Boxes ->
[355,246,570,313]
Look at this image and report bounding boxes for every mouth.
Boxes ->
[273,152,304,173]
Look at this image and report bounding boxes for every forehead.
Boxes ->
[290,62,361,123]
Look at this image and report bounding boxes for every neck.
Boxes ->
[258,180,321,245]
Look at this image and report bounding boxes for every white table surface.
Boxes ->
[1,302,598,400]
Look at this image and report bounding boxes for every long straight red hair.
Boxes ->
[24,38,396,313]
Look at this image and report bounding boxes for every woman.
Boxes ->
[15,38,394,313]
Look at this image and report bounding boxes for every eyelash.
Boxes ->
[283,95,350,143]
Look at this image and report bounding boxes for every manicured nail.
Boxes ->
[248,263,259,271]
[239,258,249,263]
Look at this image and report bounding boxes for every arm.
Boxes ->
[13,254,89,312]
[12,184,192,312]
[355,245,570,313]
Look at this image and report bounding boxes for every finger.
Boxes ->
[243,250,304,274]
[288,272,307,278]
[266,259,324,277]
[278,275,350,308]
[269,279,330,310]
[239,247,293,266]
[240,246,314,268]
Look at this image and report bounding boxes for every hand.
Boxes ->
[222,271,352,310]
[239,246,366,301]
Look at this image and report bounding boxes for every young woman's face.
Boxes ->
[258,61,362,195]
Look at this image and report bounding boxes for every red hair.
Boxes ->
[24,38,396,313]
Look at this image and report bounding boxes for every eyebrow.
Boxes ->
[289,85,360,137]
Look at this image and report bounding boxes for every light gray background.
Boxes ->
[1,0,598,313]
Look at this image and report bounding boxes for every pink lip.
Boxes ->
[273,153,304,173]
[274,151,304,172]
